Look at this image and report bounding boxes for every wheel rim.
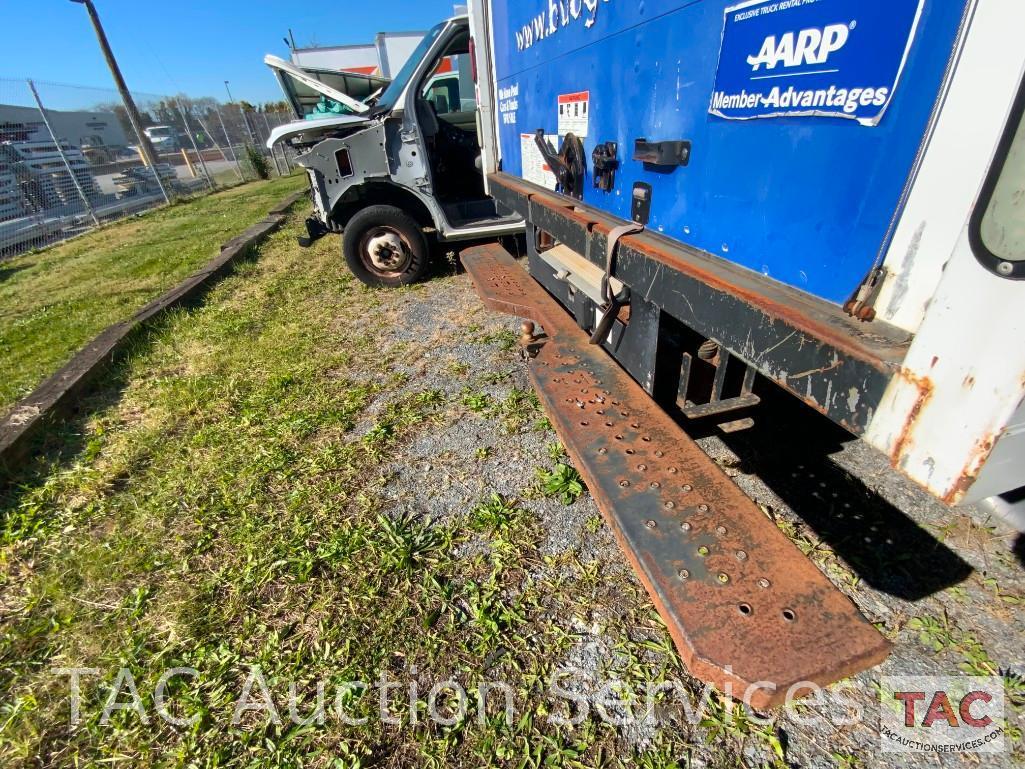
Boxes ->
[358,226,414,277]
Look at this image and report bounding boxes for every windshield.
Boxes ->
[373,22,446,114]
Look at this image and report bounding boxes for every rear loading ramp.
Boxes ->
[461,243,891,709]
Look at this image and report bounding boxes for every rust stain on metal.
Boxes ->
[461,242,892,710]
[942,433,997,505]
[493,172,904,373]
[786,360,843,382]
[889,369,935,467]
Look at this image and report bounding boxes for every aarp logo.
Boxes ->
[747,22,854,71]
[880,676,1005,754]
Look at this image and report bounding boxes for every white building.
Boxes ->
[290,31,426,79]
[0,104,128,149]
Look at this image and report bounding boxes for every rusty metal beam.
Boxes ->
[490,172,912,435]
[462,243,891,709]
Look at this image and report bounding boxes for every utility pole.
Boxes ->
[70,0,170,204]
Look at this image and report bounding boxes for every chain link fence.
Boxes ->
[1,77,299,258]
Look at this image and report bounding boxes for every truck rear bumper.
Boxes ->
[488,172,911,438]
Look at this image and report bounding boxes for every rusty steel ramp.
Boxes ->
[461,243,891,709]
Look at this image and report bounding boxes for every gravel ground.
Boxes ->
[374,260,1025,768]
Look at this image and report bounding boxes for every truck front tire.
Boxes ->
[342,205,430,288]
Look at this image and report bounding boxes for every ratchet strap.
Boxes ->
[590,223,645,345]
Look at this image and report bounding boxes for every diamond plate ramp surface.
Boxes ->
[462,243,891,709]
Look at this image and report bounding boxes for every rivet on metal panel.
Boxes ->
[680,521,691,531]
[736,550,748,561]
[682,484,693,492]
[637,463,647,471]
[759,578,771,588]
[717,572,730,584]
[645,520,657,529]
[678,569,690,580]
[620,479,630,487]
[697,546,709,556]
[716,526,727,536]
[655,450,664,458]
[698,504,709,513]
[598,447,608,455]
[664,501,675,510]
[668,467,678,474]
[738,603,753,616]
[782,609,797,622]
[650,482,660,489]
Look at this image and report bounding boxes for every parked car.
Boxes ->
[143,125,181,155]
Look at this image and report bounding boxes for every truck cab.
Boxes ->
[267,15,522,287]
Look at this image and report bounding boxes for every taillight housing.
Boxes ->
[469,36,478,84]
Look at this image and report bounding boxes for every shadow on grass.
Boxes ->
[680,382,974,603]
[0,262,33,282]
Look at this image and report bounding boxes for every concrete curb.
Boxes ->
[0,189,308,480]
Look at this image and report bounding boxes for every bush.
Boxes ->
[244,144,270,179]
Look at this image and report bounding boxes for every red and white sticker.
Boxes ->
[520,133,557,189]
[557,91,589,138]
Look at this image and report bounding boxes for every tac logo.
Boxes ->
[746,22,853,71]
[880,676,1006,754]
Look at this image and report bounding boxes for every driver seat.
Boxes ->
[415,97,440,141]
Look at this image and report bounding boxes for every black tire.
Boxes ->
[342,205,430,288]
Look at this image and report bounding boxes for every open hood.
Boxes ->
[264,54,389,120]
[266,113,370,149]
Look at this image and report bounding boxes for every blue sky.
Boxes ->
[1,0,458,109]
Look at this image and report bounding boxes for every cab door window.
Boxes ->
[972,78,1025,279]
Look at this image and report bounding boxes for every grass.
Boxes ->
[0,210,794,768]
[536,464,585,505]
[0,173,305,411]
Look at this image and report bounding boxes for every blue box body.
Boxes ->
[490,0,969,305]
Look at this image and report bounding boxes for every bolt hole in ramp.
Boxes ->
[461,243,891,709]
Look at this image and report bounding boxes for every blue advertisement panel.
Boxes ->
[490,0,968,304]
[710,0,924,125]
